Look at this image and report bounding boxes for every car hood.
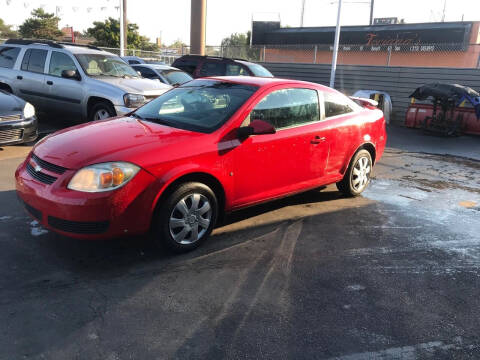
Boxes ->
[0,91,24,117]
[97,77,172,96]
[33,117,207,170]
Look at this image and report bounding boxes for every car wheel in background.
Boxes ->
[336,149,373,197]
[89,102,116,122]
[152,182,218,253]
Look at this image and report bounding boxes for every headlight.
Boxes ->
[123,93,145,108]
[23,102,35,119]
[67,162,140,192]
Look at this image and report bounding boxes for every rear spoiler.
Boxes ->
[350,96,378,108]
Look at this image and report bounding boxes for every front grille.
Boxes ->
[0,114,22,122]
[23,201,42,220]
[26,163,57,185]
[31,154,67,175]
[48,216,109,234]
[0,129,23,143]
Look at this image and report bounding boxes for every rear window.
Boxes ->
[0,46,21,69]
[247,63,273,77]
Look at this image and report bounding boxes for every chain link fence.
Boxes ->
[2,39,479,68]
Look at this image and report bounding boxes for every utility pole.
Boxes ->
[300,0,306,27]
[119,0,124,56]
[330,0,342,88]
[369,0,374,25]
[441,0,446,22]
[123,0,128,51]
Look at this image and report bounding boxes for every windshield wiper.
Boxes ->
[144,117,173,127]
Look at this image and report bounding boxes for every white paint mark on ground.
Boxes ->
[30,220,48,236]
[347,284,366,291]
[325,337,463,360]
[0,216,11,221]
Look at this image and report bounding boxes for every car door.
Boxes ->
[44,50,84,121]
[322,91,361,177]
[232,86,329,207]
[14,48,48,111]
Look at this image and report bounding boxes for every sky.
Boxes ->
[1,0,480,46]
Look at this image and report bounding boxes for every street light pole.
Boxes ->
[369,0,374,25]
[329,0,342,88]
[300,0,306,27]
[119,0,125,56]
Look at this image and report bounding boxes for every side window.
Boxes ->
[226,64,248,76]
[129,60,141,65]
[250,88,320,129]
[136,66,157,79]
[48,51,77,77]
[199,61,226,77]
[21,49,47,73]
[324,92,354,118]
[175,59,199,75]
[0,46,21,69]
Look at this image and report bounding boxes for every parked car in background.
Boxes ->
[122,56,166,66]
[132,64,193,86]
[0,39,171,122]
[0,90,37,145]
[172,55,274,78]
[16,76,386,253]
[121,56,146,65]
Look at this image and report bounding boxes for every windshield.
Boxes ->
[75,53,140,78]
[162,69,193,85]
[134,79,258,133]
[247,64,273,77]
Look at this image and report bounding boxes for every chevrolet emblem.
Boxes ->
[34,164,42,172]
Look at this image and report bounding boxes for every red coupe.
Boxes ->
[15,77,386,252]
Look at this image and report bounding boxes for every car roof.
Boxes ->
[175,55,257,65]
[62,45,115,56]
[203,76,330,90]
[132,64,179,71]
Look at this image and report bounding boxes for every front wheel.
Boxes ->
[89,101,116,122]
[336,149,373,197]
[152,182,218,253]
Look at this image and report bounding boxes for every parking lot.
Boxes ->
[1,125,479,359]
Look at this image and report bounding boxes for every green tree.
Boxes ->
[168,39,187,49]
[86,17,158,51]
[220,31,259,60]
[18,8,63,40]
[0,18,18,39]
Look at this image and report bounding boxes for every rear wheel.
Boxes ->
[89,101,116,122]
[336,149,372,197]
[152,182,218,253]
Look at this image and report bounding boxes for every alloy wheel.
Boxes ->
[94,109,111,120]
[351,156,371,192]
[169,193,212,245]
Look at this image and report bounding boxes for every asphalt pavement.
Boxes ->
[0,124,479,359]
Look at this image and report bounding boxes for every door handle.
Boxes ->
[17,75,23,80]
[311,136,326,144]
[46,81,53,85]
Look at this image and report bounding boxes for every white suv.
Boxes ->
[0,39,171,122]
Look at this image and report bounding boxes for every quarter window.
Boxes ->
[135,66,158,79]
[175,59,199,75]
[324,92,355,118]
[226,64,248,76]
[250,88,320,129]
[48,52,77,77]
[21,49,47,73]
[0,46,20,68]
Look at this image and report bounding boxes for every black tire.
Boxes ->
[152,182,218,253]
[336,149,373,197]
[88,101,116,122]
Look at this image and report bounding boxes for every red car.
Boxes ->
[15,77,386,252]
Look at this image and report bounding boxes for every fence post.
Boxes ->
[181,45,184,55]
[313,45,317,64]
[263,45,266,62]
[387,46,392,66]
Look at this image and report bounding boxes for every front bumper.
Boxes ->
[0,116,38,146]
[15,153,161,240]
[114,105,134,117]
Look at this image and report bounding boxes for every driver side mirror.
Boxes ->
[237,119,276,138]
[61,69,81,81]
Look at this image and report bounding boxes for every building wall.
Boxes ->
[262,62,480,125]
